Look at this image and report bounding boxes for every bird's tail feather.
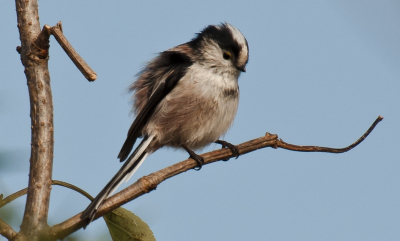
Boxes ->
[81,134,154,226]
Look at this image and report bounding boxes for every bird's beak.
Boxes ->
[236,65,246,72]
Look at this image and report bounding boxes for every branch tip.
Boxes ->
[277,115,383,153]
[56,21,63,32]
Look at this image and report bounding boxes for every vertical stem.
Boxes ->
[15,0,53,239]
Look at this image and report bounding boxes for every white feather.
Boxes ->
[109,135,154,196]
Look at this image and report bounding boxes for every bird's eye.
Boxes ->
[223,51,231,60]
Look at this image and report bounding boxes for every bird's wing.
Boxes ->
[118,50,193,161]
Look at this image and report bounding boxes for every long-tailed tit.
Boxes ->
[81,23,249,225]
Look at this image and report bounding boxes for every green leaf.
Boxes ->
[104,207,156,241]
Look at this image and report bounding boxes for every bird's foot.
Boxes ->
[181,144,204,170]
[215,140,240,161]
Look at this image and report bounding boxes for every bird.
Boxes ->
[81,22,249,225]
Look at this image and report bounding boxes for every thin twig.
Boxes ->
[51,116,383,239]
[50,21,97,81]
[52,180,94,201]
[0,189,27,209]
[277,116,384,153]
[0,180,94,209]
[0,217,17,240]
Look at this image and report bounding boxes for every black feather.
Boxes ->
[188,23,245,59]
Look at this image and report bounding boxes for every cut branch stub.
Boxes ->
[33,25,51,59]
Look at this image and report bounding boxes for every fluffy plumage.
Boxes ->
[81,23,249,226]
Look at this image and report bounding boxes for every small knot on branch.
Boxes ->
[139,176,157,194]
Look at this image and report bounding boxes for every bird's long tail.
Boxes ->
[81,134,154,226]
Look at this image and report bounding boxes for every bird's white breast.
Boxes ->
[186,64,239,147]
[146,63,240,149]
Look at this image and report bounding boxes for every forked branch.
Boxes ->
[28,21,97,82]
[12,2,96,238]
[51,116,383,240]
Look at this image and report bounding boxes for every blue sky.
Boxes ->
[1,1,399,240]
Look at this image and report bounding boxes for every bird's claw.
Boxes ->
[192,154,205,170]
[215,140,240,161]
[181,144,205,170]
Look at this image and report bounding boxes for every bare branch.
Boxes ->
[51,116,382,239]
[0,217,17,240]
[50,21,97,81]
[277,116,384,153]
[15,0,53,238]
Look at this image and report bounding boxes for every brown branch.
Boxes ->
[0,217,17,240]
[51,116,383,240]
[50,21,97,81]
[15,0,54,239]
